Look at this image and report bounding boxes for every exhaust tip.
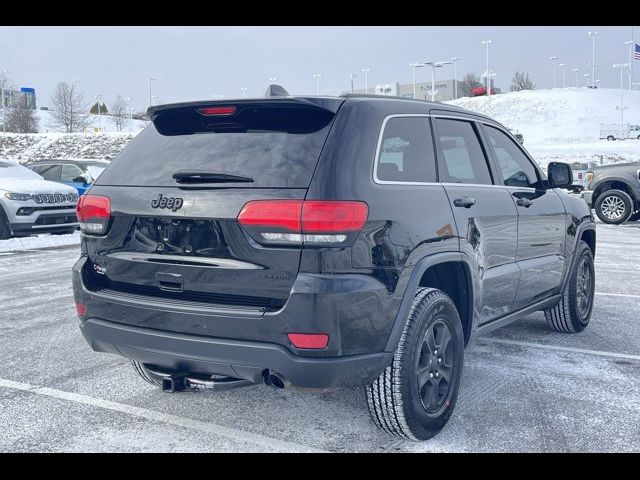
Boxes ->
[264,370,288,389]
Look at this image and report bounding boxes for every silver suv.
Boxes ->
[0,161,79,239]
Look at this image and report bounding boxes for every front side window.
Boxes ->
[376,116,437,183]
[61,164,84,182]
[36,165,62,182]
[434,118,493,185]
[484,125,540,188]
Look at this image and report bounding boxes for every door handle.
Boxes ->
[516,198,533,208]
[453,197,476,208]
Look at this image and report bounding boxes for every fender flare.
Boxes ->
[383,251,474,352]
[560,221,596,293]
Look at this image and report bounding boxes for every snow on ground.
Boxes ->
[448,88,640,167]
[0,232,80,253]
[36,110,148,134]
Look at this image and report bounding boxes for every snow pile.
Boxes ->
[36,110,148,134]
[448,88,640,145]
[0,231,80,253]
[0,132,137,162]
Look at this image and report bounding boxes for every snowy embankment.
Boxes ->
[448,88,640,167]
[0,232,80,253]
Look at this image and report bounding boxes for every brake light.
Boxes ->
[76,194,111,235]
[75,302,87,317]
[287,333,329,349]
[198,106,237,116]
[237,200,368,246]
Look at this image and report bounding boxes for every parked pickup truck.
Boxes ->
[600,124,640,141]
[582,161,640,224]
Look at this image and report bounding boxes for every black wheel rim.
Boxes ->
[576,257,594,321]
[417,319,455,413]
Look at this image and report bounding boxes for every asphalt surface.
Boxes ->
[0,223,639,452]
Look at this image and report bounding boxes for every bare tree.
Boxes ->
[109,95,129,132]
[511,71,536,91]
[460,73,483,96]
[48,82,90,133]
[6,95,39,133]
[1,71,17,131]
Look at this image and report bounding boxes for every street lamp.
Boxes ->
[588,31,598,88]
[361,67,370,94]
[572,68,579,88]
[613,63,631,139]
[240,87,248,98]
[148,76,156,108]
[481,40,492,96]
[409,63,426,99]
[349,73,357,93]
[268,77,278,85]
[482,70,497,95]
[423,61,452,102]
[558,63,566,88]
[450,57,460,99]
[313,73,322,96]
[624,40,634,90]
[549,56,559,88]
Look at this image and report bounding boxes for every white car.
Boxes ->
[0,161,79,239]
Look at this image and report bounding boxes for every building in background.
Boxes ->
[1,87,37,109]
[349,79,499,102]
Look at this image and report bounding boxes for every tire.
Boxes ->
[594,189,633,224]
[629,211,640,222]
[131,360,163,387]
[0,206,13,240]
[607,135,615,141]
[366,288,464,441]
[544,240,595,333]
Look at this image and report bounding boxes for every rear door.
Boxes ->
[433,116,519,324]
[84,99,342,317]
[481,123,567,309]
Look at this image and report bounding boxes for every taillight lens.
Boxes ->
[75,302,87,317]
[287,333,329,349]
[76,194,111,235]
[238,200,368,246]
[198,106,237,116]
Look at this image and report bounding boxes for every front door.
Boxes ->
[433,117,519,324]
[481,124,567,310]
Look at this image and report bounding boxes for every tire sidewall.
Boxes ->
[400,293,464,438]
[569,242,595,328]
[595,189,633,224]
[0,206,12,240]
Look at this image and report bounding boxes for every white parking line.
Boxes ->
[595,292,640,298]
[484,338,640,361]
[0,378,326,453]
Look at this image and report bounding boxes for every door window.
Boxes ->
[61,164,85,182]
[376,116,437,183]
[434,118,493,185]
[35,165,62,182]
[484,126,540,188]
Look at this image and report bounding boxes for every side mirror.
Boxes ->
[547,162,572,189]
[73,173,92,184]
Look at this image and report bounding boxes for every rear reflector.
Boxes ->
[238,200,368,246]
[76,303,87,317]
[287,333,329,349]
[76,194,111,235]
[198,106,237,116]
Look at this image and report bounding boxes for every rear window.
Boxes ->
[97,105,335,188]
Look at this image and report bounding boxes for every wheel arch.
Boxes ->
[384,252,475,352]
[592,179,637,207]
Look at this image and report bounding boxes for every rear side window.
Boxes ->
[35,165,62,182]
[434,118,493,185]
[375,116,436,183]
[97,105,335,188]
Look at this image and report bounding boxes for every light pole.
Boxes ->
[613,63,631,139]
[549,56,559,88]
[583,73,591,87]
[423,61,452,102]
[450,57,460,99]
[572,68,579,87]
[558,63,567,88]
[123,97,131,131]
[481,40,492,96]
[361,67,370,94]
[148,76,155,109]
[588,31,598,88]
[313,73,322,95]
[624,40,634,90]
[350,73,357,93]
[240,87,248,98]
[409,63,425,99]
[482,70,497,95]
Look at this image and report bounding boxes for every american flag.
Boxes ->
[635,43,640,61]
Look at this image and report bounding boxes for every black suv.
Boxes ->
[73,92,596,440]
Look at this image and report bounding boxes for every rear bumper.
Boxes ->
[80,318,393,388]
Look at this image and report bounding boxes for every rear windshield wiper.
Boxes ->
[172,171,254,183]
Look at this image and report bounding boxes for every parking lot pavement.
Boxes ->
[0,223,638,452]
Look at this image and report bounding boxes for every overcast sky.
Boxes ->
[1,26,638,111]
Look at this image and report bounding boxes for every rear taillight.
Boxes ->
[287,333,329,349]
[238,200,368,246]
[198,106,237,116]
[75,302,87,317]
[76,194,111,235]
